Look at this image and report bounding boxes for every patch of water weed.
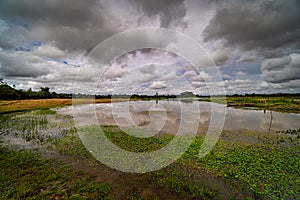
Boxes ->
[183,140,300,200]
[153,165,220,199]
[0,146,111,199]
[52,125,300,199]
[54,129,91,158]
[102,125,174,152]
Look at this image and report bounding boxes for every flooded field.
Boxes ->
[59,100,300,133]
[1,100,299,199]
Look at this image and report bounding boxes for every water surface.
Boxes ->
[58,100,300,135]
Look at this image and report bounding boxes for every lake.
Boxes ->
[58,99,300,135]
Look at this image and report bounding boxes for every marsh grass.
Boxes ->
[187,142,300,199]
[54,125,299,199]
[0,146,111,199]
[201,96,300,113]
[102,125,174,152]
[0,109,74,147]
[1,111,299,199]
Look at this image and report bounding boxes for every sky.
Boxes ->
[0,0,299,95]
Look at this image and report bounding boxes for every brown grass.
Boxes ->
[0,98,130,114]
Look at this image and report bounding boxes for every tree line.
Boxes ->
[0,81,72,100]
[0,84,72,100]
[1,79,299,100]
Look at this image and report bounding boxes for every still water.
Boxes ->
[58,100,300,134]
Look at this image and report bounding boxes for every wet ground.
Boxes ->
[0,100,299,199]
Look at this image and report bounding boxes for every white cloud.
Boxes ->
[211,47,232,66]
[236,71,246,76]
[150,81,167,89]
[32,43,66,59]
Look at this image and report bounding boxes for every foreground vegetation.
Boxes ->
[206,95,300,113]
[0,145,112,199]
[0,95,299,199]
[1,121,299,199]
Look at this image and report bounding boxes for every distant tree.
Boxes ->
[38,87,51,98]
[40,87,50,93]
[0,78,5,85]
[180,91,196,97]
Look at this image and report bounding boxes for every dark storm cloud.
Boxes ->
[0,0,120,52]
[0,0,189,52]
[0,0,97,26]
[129,0,187,27]
[203,0,300,54]
[261,53,300,83]
[0,20,33,50]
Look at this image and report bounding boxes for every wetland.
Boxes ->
[0,98,299,199]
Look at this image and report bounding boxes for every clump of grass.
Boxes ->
[153,165,219,199]
[54,131,91,158]
[102,125,174,152]
[0,146,111,199]
[0,110,75,146]
[36,109,57,115]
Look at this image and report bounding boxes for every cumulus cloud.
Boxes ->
[0,19,33,50]
[0,50,50,77]
[0,0,299,95]
[203,0,300,54]
[32,43,66,59]
[150,81,167,89]
[236,71,246,76]
[237,53,259,63]
[211,47,232,66]
[261,53,300,83]
[129,0,187,28]
[0,0,121,52]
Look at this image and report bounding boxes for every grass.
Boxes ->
[0,98,131,114]
[183,142,300,199]
[1,103,299,199]
[0,110,72,145]
[0,146,111,199]
[1,96,299,114]
[1,125,299,199]
[52,126,300,199]
[102,125,174,152]
[200,96,300,113]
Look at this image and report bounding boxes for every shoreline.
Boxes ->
[1,96,299,114]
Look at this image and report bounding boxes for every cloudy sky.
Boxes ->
[0,0,299,95]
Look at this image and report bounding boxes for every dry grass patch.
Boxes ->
[0,98,129,114]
